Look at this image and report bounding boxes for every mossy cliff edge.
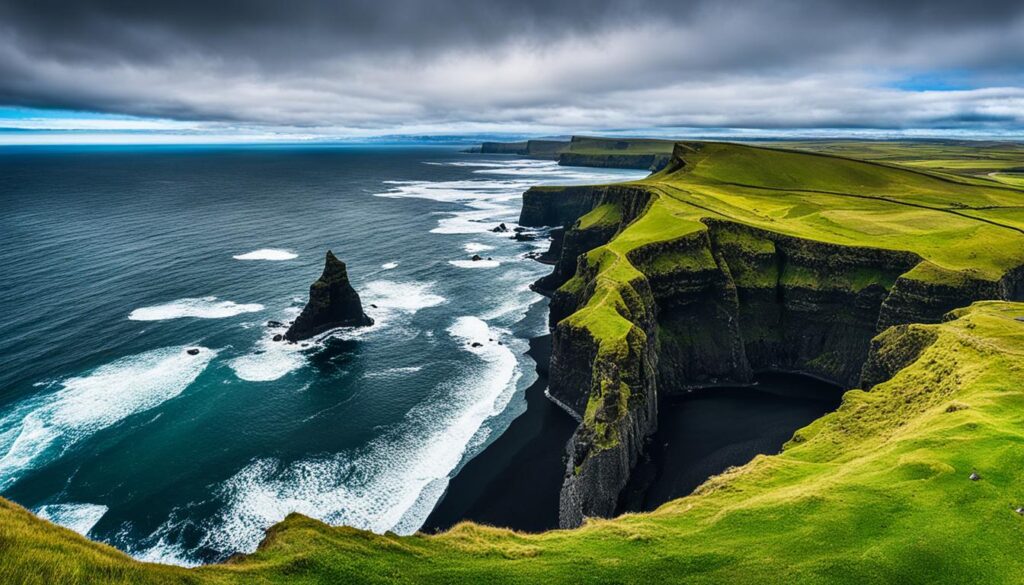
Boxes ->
[519,142,1024,527]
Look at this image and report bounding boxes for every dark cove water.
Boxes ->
[620,373,844,514]
[0,145,643,564]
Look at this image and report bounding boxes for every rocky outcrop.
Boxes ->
[859,324,939,390]
[284,251,373,342]
[525,179,1024,529]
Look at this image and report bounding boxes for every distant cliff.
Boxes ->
[478,139,569,159]
[472,135,675,171]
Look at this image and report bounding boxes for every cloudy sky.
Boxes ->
[0,0,1022,143]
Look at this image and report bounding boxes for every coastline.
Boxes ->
[422,327,577,533]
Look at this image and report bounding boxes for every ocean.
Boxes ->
[0,145,645,565]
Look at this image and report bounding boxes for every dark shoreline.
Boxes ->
[422,333,577,533]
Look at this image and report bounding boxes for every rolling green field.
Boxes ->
[773,140,1024,180]
[4,141,1024,584]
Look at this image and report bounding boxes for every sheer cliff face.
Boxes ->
[285,251,373,342]
[521,177,1024,529]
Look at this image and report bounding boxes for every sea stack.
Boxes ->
[284,250,373,342]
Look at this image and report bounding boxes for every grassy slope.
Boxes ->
[5,302,1024,584]
[770,140,1024,179]
[5,142,1024,584]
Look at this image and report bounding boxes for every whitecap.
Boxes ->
[233,249,298,261]
[363,366,423,379]
[463,242,495,253]
[129,297,264,321]
[449,260,500,269]
[228,307,305,382]
[362,280,445,315]
[0,347,216,490]
[35,503,108,537]
[228,337,308,383]
[381,262,399,270]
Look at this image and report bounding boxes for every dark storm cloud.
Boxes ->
[0,0,1022,133]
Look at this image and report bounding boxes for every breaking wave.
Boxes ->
[233,249,298,261]
[129,297,264,321]
[0,347,216,490]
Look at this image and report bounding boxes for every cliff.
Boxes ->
[284,251,373,342]
[479,139,568,159]
[522,142,1024,527]
[475,136,676,171]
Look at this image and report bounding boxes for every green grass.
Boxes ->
[5,302,1024,583]
[565,136,677,156]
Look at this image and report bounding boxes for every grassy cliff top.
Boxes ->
[5,301,1024,583]
[561,142,1024,379]
[772,139,1024,180]
[644,142,1024,280]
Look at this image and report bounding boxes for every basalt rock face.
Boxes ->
[284,251,373,342]
[521,185,652,301]
[479,139,567,159]
[520,185,608,228]
[527,182,1024,529]
[558,152,671,172]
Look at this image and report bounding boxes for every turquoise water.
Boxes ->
[0,146,644,564]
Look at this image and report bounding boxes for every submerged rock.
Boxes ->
[284,250,373,342]
[186,348,200,356]
[266,320,285,328]
[471,254,483,261]
[492,223,509,233]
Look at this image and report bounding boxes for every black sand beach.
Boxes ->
[423,333,577,533]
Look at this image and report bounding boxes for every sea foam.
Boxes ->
[448,259,500,269]
[362,280,446,315]
[35,503,108,537]
[187,317,519,557]
[129,297,264,321]
[233,249,298,261]
[463,242,495,253]
[0,347,215,490]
